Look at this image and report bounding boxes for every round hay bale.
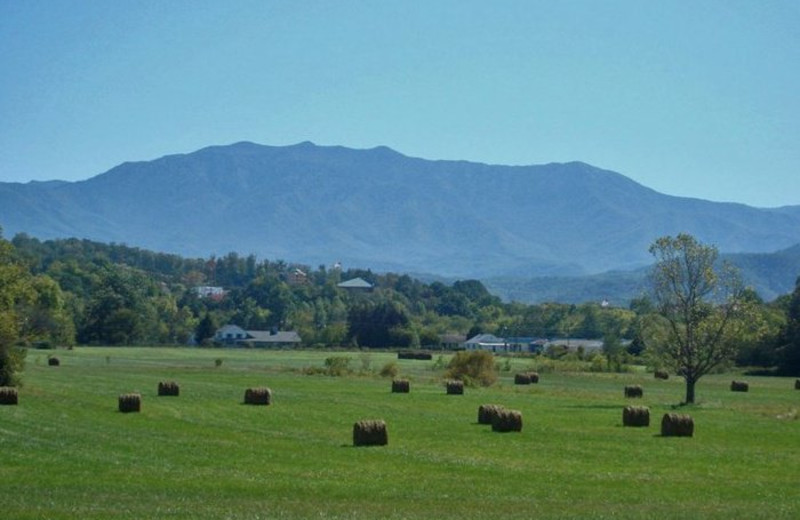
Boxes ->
[158,381,180,396]
[478,404,504,425]
[48,357,60,366]
[624,384,643,398]
[491,409,523,432]
[661,413,694,437]
[478,404,505,425]
[446,380,464,395]
[622,405,650,427]
[730,380,749,392]
[118,393,141,413]
[353,419,388,446]
[654,370,669,380]
[391,379,410,393]
[528,371,539,384]
[514,373,532,385]
[244,387,272,405]
[0,387,19,405]
[795,379,800,390]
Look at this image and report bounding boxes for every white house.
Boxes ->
[463,334,514,353]
[337,277,374,291]
[215,324,302,348]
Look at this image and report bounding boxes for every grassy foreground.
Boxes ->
[1,348,799,519]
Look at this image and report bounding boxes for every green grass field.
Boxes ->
[2,348,799,519]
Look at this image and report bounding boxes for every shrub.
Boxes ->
[244,387,272,405]
[730,380,749,392]
[214,358,223,367]
[0,345,26,387]
[654,370,669,380]
[622,405,650,427]
[445,350,497,387]
[478,404,504,425]
[324,356,352,376]
[491,409,523,432]
[446,380,464,395]
[795,379,800,390]
[48,356,60,367]
[590,355,607,372]
[302,365,327,376]
[661,413,694,437]
[391,379,410,393]
[353,419,388,446]
[158,381,180,396]
[359,352,372,373]
[379,361,399,378]
[530,358,556,374]
[0,386,19,405]
[624,385,643,398]
[118,393,141,413]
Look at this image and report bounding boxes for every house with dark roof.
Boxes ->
[463,334,544,354]
[215,324,302,348]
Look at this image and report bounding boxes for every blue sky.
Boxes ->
[1,0,798,207]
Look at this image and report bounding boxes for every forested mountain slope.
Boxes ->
[2,141,799,278]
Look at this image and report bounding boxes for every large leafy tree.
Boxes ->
[346,300,411,348]
[0,230,34,385]
[647,234,749,404]
[777,277,800,375]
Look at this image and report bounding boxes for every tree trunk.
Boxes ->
[685,379,696,404]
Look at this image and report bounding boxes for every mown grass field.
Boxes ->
[2,347,799,519]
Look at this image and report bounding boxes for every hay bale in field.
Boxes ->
[391,379,410,393]
[353,419,388,446]
[661,413,694,437]
[491,409,523,432]
[478,404,505,425]
[397,351,433,360]
[654,370,669,380]
[118,393,141,413]
[514,373,532,385]
[157,381,180,396]
[0,387,19,405]
[624,385,643,398]
[622,405,650,427]
[730,380,749,392]
[528,371,540,384]
[48,357,60,366]
[446,380,464,395]
[244,387,272,405]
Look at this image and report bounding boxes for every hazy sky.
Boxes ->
[1,1,798,207]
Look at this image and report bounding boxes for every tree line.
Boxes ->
[2,228,799,388]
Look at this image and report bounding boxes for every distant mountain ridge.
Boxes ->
[484,244,800,304]
[2,141,799,292]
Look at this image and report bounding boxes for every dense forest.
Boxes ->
[2,227,799,379]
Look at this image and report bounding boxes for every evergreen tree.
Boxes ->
[195,313,217,345]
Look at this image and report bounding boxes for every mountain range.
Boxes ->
[2,141,799,301]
